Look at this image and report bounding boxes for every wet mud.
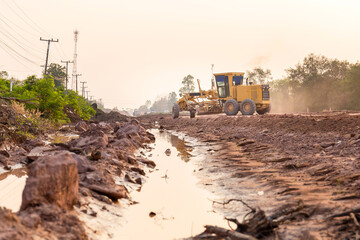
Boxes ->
[139,112,360,239]
[88,129,227,240]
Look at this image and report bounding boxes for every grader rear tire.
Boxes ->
[224,99,239,116]
[172,103,180,119]
[240,99,256,115]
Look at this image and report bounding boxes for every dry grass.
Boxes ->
[11,101,57,132]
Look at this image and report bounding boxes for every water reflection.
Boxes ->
[0,167,27,212]
[114,129,227,240]
[160,131,193,162]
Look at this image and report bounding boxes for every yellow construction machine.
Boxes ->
[172,72,270,118]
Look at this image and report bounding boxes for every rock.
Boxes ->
[0,154,9,169]
[131,167,145,176]
[125,174,136,184]
[135,177,142,185]
[165,149,171,156]
[71,128,108,152]
[126,155,137,165]
[238,140,255,146]
[21,152,79,211]
[0,150,10,157]
[87,184,128,201]
[72,153,95,173]
[20,213,41,228]
[137,157,156,168]
[75,121,88,132]
[22,139,45,152]
[320,142,335,148]
[27,146,55,162]
[110,138,137,152]
[0,207,32,239]
[313,144,323,151]
[90,150,102,160]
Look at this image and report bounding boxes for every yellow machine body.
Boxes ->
[173,72,271,118]
[213,72,270,111]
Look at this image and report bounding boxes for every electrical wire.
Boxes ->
[0,36,40,65]
[1,0,47,37]
[0,44,36,72]
[0,15,45,54]
[0,10,39,38]
[9,0,52,36]
[0,25,44,61]
[7,0,70,60]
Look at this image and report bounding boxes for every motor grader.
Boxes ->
[172,72,270,118]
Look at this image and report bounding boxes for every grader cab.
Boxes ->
[214,72,271,116]
[172,72,270,118]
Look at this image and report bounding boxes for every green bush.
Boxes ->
[0,74,95,122]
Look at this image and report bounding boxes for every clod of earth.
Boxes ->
[165,148,171,156]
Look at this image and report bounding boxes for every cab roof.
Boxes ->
[213,72,245,76]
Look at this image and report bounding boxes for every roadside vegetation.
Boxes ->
[0,67,95,123]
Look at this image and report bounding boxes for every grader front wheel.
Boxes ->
[172,103,180,119]
[224,99,239,116]
[190,109,196,118]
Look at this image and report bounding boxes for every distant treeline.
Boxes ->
[135,92,177,115]
[137,53,360,114]
[269,54,360,113]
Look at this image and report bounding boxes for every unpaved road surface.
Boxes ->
[139,112,360,239]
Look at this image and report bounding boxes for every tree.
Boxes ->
[151,97,168,112]
[46,63,66,87]
[0,71,8,79]
[246,67,272,84]
[285,54,350,111]
[167,91,177,111]
[179,74,195,95]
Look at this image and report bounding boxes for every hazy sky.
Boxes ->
[0,0,359,109]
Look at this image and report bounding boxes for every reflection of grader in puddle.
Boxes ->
[167,134,193,162]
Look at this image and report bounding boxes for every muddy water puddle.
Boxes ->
[0,165,27,212]
[80,129,227,240]
[116,129,227,239]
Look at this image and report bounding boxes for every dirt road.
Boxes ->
[139,112,360,239]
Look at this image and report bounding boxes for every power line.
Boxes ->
[0,17,45,55]
[0,25,44,61]
[1,0,46,37]
[9,0,51,36]
[0,36,39,65]
[5,1,68,61]
[0,43,36,72]
[0,11,39,38]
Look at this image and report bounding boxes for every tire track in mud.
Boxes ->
[139,113,360,239]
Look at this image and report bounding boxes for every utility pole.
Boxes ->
[40,38,59,75]
[86,91,90,100]
[80,81,87,97]
[61,60,73,94]
[72,74,82,93]
[72,30,79,90]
